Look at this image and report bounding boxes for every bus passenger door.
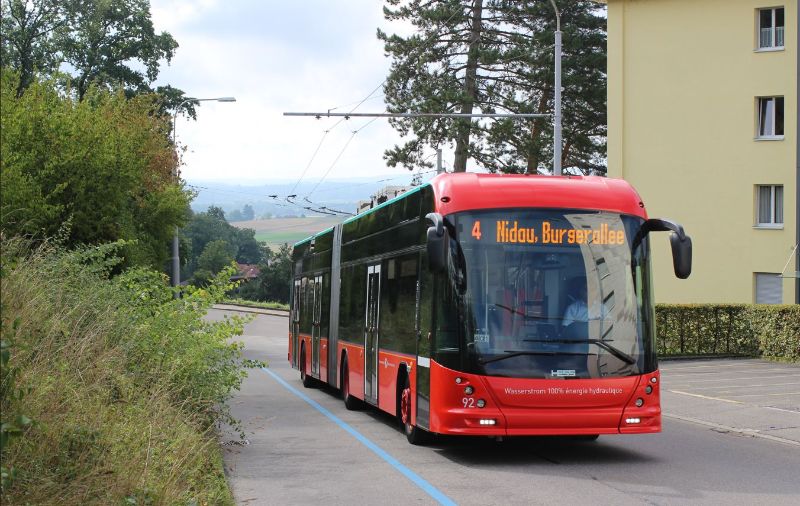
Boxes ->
[364,264,381,404]
[292,279,300,368]
[311,274,322,377]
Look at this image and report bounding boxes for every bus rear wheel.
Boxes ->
[341,357,361,410]
[300,347,314,388]
[400,378,430,445]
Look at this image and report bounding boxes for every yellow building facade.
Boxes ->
[604,0,798,303]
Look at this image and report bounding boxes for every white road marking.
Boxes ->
[668,390,743,404]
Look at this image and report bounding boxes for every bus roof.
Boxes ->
[292,173,647,248]
[429,173,647,218]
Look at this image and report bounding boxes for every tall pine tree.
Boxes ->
[378,0,606,174]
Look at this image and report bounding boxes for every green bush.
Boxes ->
[656,304,800,361]
[0,238,255,504]
[222,298,290,311]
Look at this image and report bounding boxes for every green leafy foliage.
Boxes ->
[222,298,290,311]
[0,321,38,491]
[1,0,182,102]
[378,0,606,173]
[60,0,178,100]
[0,0,67,96]
[0,238,254,503]
[0,70,190,269]
[656,304,800,361]
[236,243,293,304]
[181,206,266,281]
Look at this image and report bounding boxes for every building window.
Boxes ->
[756,185,784,226]
[754,273,782,304]
[757,97,784,138]
[758,7,785,49]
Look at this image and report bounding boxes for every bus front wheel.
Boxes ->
[400,377,430,445]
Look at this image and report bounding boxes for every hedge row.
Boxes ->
[655,304,800,361]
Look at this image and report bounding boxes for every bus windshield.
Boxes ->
[435,209,656,380]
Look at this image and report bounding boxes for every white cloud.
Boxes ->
[150,0,433,187]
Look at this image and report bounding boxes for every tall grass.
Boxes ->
[0,238,253,504]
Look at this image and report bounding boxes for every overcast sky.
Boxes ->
[150,0,438,189]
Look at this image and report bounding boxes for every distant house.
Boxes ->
[232,263,261,282]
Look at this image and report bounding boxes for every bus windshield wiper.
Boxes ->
[523,339,636,365]
[479,350,590,365]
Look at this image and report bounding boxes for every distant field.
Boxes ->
[232,216,344,249]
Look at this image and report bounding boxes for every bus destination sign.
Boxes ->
[469,220,626,246]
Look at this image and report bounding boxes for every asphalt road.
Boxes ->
[212,310,800,506]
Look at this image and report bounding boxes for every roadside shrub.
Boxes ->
[747,305,800,361]
[0,238,250,504]
[656,304,799,361]
[222,297,290,311]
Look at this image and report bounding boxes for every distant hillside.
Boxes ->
[230,216,344,249]
[188,175,427,219]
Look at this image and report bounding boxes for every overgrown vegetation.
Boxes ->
[0,238,256,504]
[0,69,190,270]
[656,304,800,361]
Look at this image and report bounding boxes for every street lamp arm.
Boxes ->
[549,0,561,32]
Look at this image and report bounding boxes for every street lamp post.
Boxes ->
[171,96,236,290]
[549,0,562,176]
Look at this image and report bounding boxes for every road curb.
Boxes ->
[213,303,289,318]
[664,413,800,447]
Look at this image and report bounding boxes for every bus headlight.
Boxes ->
[464,386,474,395]
[476,399,486,408]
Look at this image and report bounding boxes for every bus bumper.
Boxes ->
[427,362,661,436]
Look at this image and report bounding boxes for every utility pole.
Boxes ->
[436,148,444,174]
[171,96,236,292]
[550,0,562,176]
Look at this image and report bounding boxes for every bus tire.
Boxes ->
[400,375,430,445]
[341,357,361,410]
[300,346,315,388]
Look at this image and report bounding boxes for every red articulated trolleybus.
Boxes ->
[288,173,692,444]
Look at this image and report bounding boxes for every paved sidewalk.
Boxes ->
[660,359,800,446]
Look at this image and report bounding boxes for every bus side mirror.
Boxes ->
[637,218,692,279]
[426,212,448,272]
[670,232,692,279]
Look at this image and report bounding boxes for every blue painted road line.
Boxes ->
[261,368,457,506]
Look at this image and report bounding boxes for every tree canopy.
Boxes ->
[237,243,293,304]
[0,0,197,116]
[181,207,266,281]
[378,0,607,174]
